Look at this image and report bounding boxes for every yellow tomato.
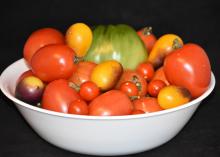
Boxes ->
[66,23,92,57]
[158,85,191,109]
[91,60,123,91]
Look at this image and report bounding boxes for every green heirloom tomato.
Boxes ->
[84,24,148,70]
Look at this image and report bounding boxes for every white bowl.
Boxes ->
[0,59,216,156]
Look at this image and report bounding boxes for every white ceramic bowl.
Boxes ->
[0,59,215,156]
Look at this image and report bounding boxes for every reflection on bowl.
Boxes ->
[0,59,215,156]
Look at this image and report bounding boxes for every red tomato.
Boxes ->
[89,90,133,116]
[119,81,139,97]
[152,67,170,85]
[79,81,100,101]
[31,44,76,82]
[68,99,89,115]
[131,110,145,115]
[164,43,211,98]
[23,28,65,65]
[148,80,166,97]
[42,79,80,113]
[69,61,97,86]
[136,62,155,81]
[133,97,163,113]
[137,27,157,52]
[17,70,34,84]
[116,70,147,97]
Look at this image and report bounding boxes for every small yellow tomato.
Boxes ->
[66,23,92,57]
[91,60,123,91]
[158,85,191,109]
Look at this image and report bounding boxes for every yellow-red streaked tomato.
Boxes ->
[42,79,80,113]
[164,43,211,98]
[23,28,65,65]
[66,23,93,57]
[31,44,76,82]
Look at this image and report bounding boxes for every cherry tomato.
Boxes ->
[119,81,139,97]
[131,110,145,115]
[133,97,163,113]
[89,90,133,116]
[68,99,89,115]
[148,80,166,97]
[31,44,76,82]
[66,23,93,57]
[164,43,211,98]
[137,27,157,52]
[79,81,100,101]
[23,28,65,65]
[116,70,147,97]
[136,62,155,81]
[42,79,80,113]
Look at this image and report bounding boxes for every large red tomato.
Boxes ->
[89,90,133,116]
[23,28,65,65]
[42,79,80,113]
[164,43,211,98]
[31,44,76,82]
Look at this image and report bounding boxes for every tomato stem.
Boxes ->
[172,38,182,49]
[69,82,80,92]
[142,27,153,36]
[74,56,84,64]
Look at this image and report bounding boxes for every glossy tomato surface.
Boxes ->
[42,79,80,113]
[89,90,133,116]
[23,28,65,64]
[31,44,76,82]
[164,43,211,98]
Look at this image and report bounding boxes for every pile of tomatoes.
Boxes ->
[15,23,211,116]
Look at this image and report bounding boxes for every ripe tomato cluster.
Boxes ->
[15,23,211,116]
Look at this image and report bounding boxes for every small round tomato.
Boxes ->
[42,79,80,113]
[119,81,139,97]
[137,27,157,52]
[116,70,147,97]
[79,81,100,101]
[31,44,76,82]
[133,97,163,113]
[23,28,65,65]
[148,80,166,97]
[136,62,154,81]
[68,99,89,115]
[164,43,211,98]
[66,23,93,57]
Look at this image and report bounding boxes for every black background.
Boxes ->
[0,0,220,156]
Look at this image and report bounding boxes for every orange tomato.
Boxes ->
[152,67,170,85]
[66,23,93,57]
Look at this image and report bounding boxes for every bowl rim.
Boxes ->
[0,58,216,120]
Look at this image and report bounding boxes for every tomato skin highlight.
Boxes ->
[89,90,133,116]
[164,43,211,98]
[42,79,80,113]
[31,44,76,82]
[23,28,65,65]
